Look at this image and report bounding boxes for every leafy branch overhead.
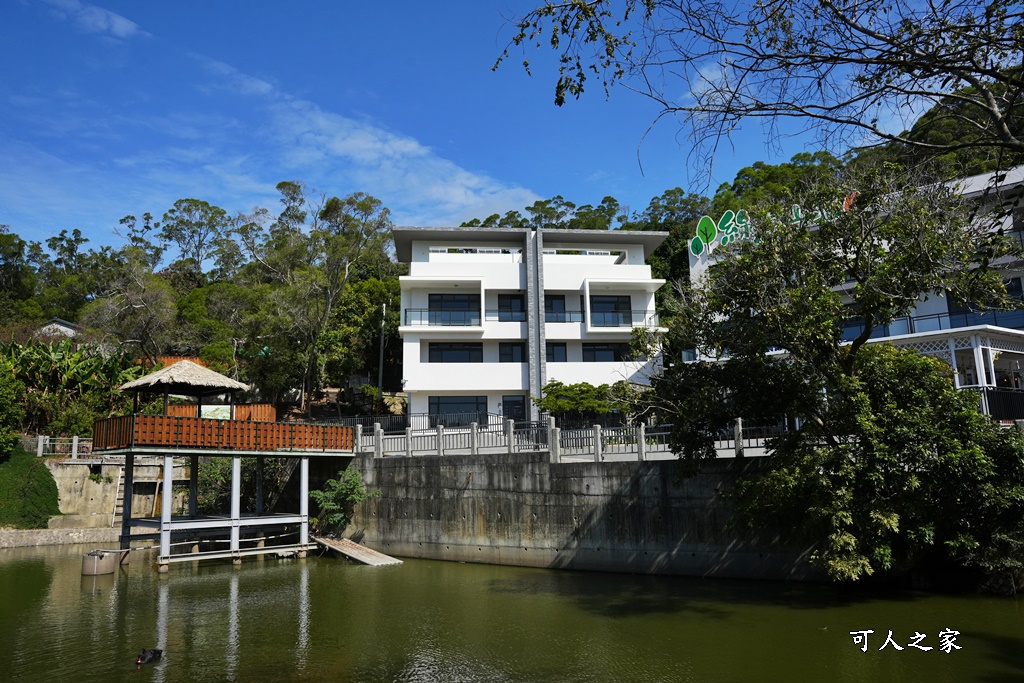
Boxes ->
[499,0,1024,170]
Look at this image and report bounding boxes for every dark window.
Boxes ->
[582,343,632,362]
[427,396,487,426]
[545,295,583,322]
[428,293,480,325]
[499,342,526,362]
[502,395,527,421]
[497,293,526,322]
[546,342,567,362]
[428,342,483,363]
[545,295,566,322]
[590,295,632,327]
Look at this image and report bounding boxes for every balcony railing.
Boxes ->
[404,309,481,326]
[590,310,661,327]
[842,308,1024,341]
[545,311,585,323]
[92,415,353,452]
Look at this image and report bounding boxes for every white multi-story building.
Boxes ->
[394,227,668,422]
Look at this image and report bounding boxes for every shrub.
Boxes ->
[0,444,60,528]
[309,466,379,535]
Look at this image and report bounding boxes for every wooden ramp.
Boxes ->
[314,537,403,566]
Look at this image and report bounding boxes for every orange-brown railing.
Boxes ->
[165,404,276,422]
[93,415,352,453]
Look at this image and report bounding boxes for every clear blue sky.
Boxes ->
[1,0,818,248]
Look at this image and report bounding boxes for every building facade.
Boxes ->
[394,227,667,422]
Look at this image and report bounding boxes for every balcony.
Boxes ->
[403,309,481,326]
[841,308,1024,341]
[92,415,353,453]
[590,310,661,328]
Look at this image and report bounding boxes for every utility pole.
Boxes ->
[377,302,386,415]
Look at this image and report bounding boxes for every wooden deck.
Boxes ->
[314,537,403,566]
[93,414,352,453]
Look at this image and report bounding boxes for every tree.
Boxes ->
[649,162,1024,582]
[27,229,113,322]
[236,186,395,411]
[0,227,41,325]
[159,198,232,288]
[499,1,1024,171]
[80,253,177,366]
[731,345,1024,584]
[318,278,401,391]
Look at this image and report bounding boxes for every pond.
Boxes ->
[1,544,1022,682]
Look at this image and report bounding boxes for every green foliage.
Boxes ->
[0,227,41,326]
[731,346,1024,583]
[195,457,292,515]
[309,466,379,534]
[0,339,144,436]
[533,380,644,424]
[319,278,400,389]
[0,444,60,529]
[657,160,1024,584]
[0,358,25,459]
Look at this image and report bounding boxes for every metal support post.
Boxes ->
[189,454,198,518]
[230,455,241,562]
[120,453,134,550]
[299,457,309,553]
[255,456,264,516]
[159,454,174,569]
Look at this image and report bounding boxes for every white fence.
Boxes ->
[353,415,771,462]
[35,436,94,459]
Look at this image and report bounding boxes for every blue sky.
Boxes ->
[1,0,818,249]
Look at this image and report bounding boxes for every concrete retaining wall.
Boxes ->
[0,526,120,549]
[45,460,186,529]
[350,452,821,581]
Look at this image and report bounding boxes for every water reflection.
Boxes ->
[154,579,168,683]
[296,562,309,669]
[226,571,238,679]
[1,545,1023,682]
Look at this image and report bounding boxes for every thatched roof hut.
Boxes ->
[120,360,249,414]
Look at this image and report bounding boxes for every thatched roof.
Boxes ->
[119,360,249,397]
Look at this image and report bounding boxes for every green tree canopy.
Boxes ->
[649,161,1024,583]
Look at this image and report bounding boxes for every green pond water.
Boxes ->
[1,543,1022,682]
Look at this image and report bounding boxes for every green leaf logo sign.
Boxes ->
[717,210,737,245]
[691,215,718,257]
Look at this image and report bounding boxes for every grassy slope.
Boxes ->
[0,444,60,529]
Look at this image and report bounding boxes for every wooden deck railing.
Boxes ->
[93,415,353,453]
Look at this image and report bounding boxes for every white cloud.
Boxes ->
[42,0,145,39]
[195,56,276,97]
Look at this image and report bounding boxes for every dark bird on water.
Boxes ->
[136,648,162,666]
